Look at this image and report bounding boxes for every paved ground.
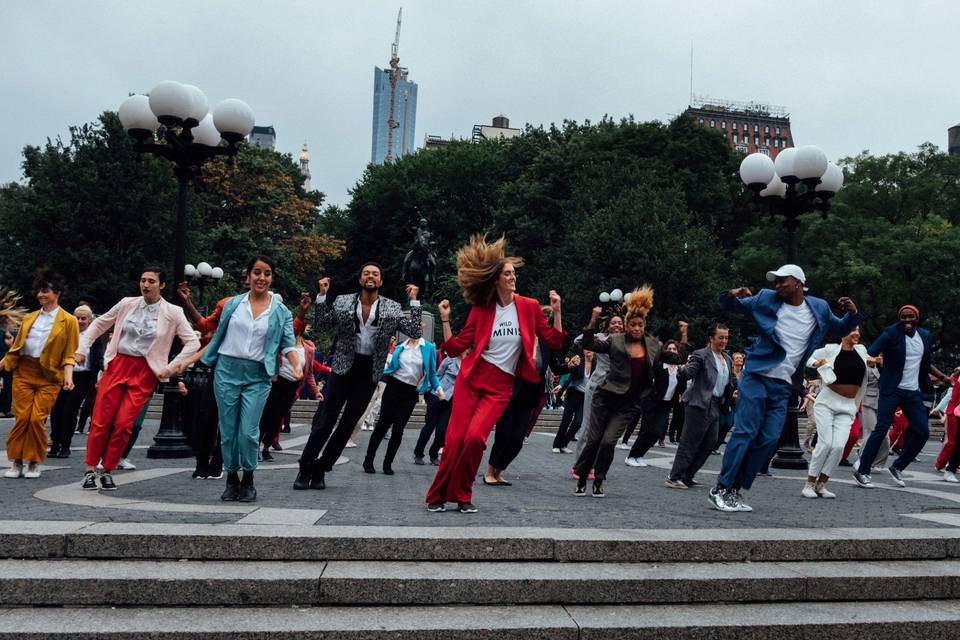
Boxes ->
[1,416,959,529]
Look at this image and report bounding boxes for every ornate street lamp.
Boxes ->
[119,81,254,458]
[184,261,224,316]
[739,145,844,469]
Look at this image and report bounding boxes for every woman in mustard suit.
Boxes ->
[0,270,79,479]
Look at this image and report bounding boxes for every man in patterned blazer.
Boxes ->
[294,262,421,490]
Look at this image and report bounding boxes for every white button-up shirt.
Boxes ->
[22,307,60,358]
[218,295,272,363]
[392,338,425,387]
[117,299,161,358]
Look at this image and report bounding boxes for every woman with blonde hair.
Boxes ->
[426,234,566,513]
[573,286,679,497]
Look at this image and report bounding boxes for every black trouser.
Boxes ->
[414,394,452,460]
[0,369,12,414]
[258,377,301,447]
[76,378,98,433]
[628,401,672,459]
[574,388,642,481]
[49,370,96,451]
[620,410,643,444]
[669,398,720,483]
[190,365,223,471]
[667,403,686,441]
[301,354,378,473]
[553,388,585,449]
[488,378,541,471]
[716,409,735,449]
[365,377,420,466]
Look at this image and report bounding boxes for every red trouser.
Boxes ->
[936,413,957,470]
[841,413,862,461]
[84,354,157,472]
[426,359,514,505]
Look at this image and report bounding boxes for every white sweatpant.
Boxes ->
[808,386,858,479]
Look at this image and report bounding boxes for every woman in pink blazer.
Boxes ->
[75,268,200,491]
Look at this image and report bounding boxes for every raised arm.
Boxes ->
[825,296,861,338]
[535,290,567,351]
[581,307,611,354]
[678,350,704,382]
[397,284,423,339]
[718,288,760,316]
[440,302,478,357]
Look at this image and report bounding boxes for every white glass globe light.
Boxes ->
[210,267,224,280]
[197,261,213,277]
[184,264,197,278]
[182,84,209,125]
[774,147,798,180]
[794,145,829,181]
[816,162,845,193]
[739,153,775,186]
[191,114,222,147]
[118,95,159,138]
[148,81,193,124]
[623,292,633,302]
[610,288,624,302]
[599,292,611,303]
[213,99,255,143]
[760,174,787,198]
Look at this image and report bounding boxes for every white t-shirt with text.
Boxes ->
[482,301,523,375]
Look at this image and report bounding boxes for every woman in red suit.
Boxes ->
[426,235,566,513]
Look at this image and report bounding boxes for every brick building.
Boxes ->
[684,96,794,158]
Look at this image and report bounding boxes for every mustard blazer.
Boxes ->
[1,308,80,383]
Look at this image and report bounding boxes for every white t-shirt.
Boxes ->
[898,332,923,391]
[761,300,816,384]
[482,301,523,375]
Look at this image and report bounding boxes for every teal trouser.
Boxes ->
[214,355,271,473]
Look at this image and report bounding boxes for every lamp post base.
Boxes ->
[771,391,809,470]
[146,382,194,459]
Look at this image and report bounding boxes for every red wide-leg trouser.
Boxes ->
[84,354,157,472]
[936,413,957,471]
[425,359,514,505]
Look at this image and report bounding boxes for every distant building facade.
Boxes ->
[249,125,276,150]
[371,66,418,164]
[684,97,793,158]
[949,125,960,156]
[299,143,311,191]
[423,135,453,150]
[472,115,522,143]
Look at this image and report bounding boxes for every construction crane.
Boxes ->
[385,8,402,163]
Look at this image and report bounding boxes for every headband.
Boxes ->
[898,304,920,318]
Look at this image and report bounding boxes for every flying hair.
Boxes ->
[623,286,654,320]
[455,234,524,307]
[0,289,26,328]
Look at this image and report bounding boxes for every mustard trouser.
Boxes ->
[7,359,60,463]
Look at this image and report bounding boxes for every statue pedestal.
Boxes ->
[399,308,435,344]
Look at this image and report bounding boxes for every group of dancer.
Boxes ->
[0,236,951,514]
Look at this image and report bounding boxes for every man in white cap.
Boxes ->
[708,265,860,513]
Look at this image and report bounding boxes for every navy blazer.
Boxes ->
[867,324,934,395]
[719,289,861,388]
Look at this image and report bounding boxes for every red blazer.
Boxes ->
[442,294,567,384]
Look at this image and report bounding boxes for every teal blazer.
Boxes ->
[383,339,441,394]
[201,293,296,377]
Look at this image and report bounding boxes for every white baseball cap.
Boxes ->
[766,264,806,284]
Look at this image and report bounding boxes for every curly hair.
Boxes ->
[623,286,654,321]
[32,268,66,295]
[456,234,523,307]
[0,289,26,328]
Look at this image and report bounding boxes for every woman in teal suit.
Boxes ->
[200,256,301,502]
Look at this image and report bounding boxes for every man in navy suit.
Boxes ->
[711,265,860,513]
[854,305,950,488]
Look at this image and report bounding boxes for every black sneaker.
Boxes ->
[592,481,604,498]
[363,461,376,474]
[99,473,117,491]
[426,502,446,512]
[207,465,223,480]
[382,464,394,476]
[272,442,283,451]
[888,465,906,487]
[81,472,98,491]
[429,457,439,466]
[574,480,587,496]
[458,502,478,513]
[838,458,853,467]
[261,449,274,462]
[414,455,425,465]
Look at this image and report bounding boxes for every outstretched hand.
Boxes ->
[729,287,752,298]
[837,297,858,315]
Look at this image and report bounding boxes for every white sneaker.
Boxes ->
[22,462,40,479]
[801,483,818,499]
[117,458,136,471]
[815,483,837,499]
[4,462,23,479]
[615,442,631,450]
[560,447,574,454]
[552,447,561,453]
[344,440,358,449]
[625,457,648,467]
[944,471,959,483]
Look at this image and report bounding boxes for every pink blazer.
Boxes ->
[77,296,200,382]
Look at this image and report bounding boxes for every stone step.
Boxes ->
[1,600,959,638]
[5,521,960,563]
[6,558,960,607]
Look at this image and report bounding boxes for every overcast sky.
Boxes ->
[2,1,958,206]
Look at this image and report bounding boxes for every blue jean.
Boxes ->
[717,372,791,491]
[857,387,928,473]
[214,355,272,473]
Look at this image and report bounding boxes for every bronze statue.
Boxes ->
[402,218,437,300]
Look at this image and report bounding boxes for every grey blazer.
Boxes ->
[583,329,670,399]
[315,294,422,383]
[679,347,735,410]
